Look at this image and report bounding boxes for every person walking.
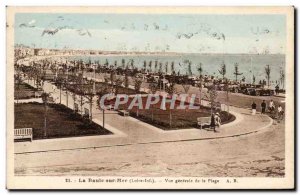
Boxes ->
[269,100,275,113]
[261,100,266,114]
[277,105,284,121]
[215,112,222,129]
[210,113,216,132]
[251,102,257,115]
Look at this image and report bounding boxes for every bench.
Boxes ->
[119,110,129,117]
[14,128,33,142]
[197,117,211,130]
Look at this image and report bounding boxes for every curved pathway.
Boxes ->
[15,79,273,153]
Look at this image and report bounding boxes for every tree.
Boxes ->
[148,60,153,72]
[207,83,218,114]
[110,70,116,85]
[55,75,64,104]
[171,61,175,74]
[130,59,134,69]
[14,67,23,104]
[113,77,124,95]
[280,68,285,90]
[187,61,192,76]
[165,62,169,74]
[218,61,226,79]
[252,75,256,85]
[181,76,191,120]
[121,59,125,69]
[41,92,51,138]
[197,63,204,106]
[149,82,158,94]
[148,81,158,122]
[197,63,203,77]
[223,78,230,116]
[124,71,129,89]
[84,84,96,121]
[154,60,158,72]
[104,59,109,67]
[96,85,110,129]
[159,62,163,73]
[165,79,176,128]
[63,78,69,107]
[233,62,243,82]
[265,64,271,88]
[143,60,147,72]
[133,78,143,93]
[73,73,85,115]
[182,76,190,94]
[133,78,143,117]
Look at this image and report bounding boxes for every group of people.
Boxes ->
[251,99,284,120]
[210,112,221,132]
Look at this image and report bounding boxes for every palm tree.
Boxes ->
[252,75,256,85]
[143,60,147,72]
[265,64,271,88]
[154,60,158,72]
[218,61,226,79]
[171,61,175,74]
[130,59,134,69]
[104,59,109,67]
[233,62,243,82]
[121,59,125,69]
[148,60,153,72]
[187,61,192,76]
[159,62,163,73]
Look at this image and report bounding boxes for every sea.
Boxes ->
[66,53,285,88]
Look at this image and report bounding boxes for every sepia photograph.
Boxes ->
[6,6,294,189]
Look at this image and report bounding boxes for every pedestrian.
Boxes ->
[215,112,222,129]
[210,113,216,132]
[275,85,280,95]
[269,100,275,113]
[277,105,284,121]
[261,100,266,114]
[251,102,257,115]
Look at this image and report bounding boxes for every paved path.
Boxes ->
[15,79,273,154]
[14,119,284,177]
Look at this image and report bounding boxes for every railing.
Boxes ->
[14,128,33,142]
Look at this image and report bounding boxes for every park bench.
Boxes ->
[14,128,33,142]
[119,110,129,117]
[197,117,211,130]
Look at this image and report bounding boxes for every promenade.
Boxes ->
[15,79,273,154]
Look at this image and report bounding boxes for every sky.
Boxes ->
[14,13,286,54]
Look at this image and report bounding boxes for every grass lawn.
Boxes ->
[14,103,111,140]
[14,82,37,99]
[119,96,235,130]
